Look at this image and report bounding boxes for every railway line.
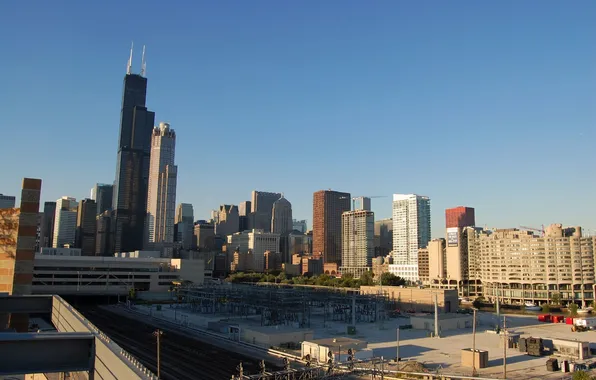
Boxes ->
[80,306,276,379]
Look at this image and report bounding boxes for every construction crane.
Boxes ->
[519,225,545,237]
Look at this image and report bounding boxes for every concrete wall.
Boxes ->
[241,327,313,348]
[411,315,472,332]
[359,286,458,313]
[51,296,153,379]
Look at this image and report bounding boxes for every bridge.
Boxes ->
[0,294,156,379]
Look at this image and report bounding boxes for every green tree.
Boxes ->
[550,292,561,306]
[571,370,593,380]
[541,303,550,313]
[380,272,406,286]
[472,296,486,309]
[568,303,579,316]
[358,271,375,286]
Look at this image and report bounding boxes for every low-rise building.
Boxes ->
[359,286,458,313]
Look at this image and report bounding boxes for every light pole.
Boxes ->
[472,307,477,376]
[153,329,163,379]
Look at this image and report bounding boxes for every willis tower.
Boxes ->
[111,44,155,253]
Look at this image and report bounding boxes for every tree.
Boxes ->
[568,303,579,316]
[541,303,550,313]
[550,292,561,306]
[358,271,375,286]
[380,272,406,286]
[572,370,594,380]
[472,296,486,309]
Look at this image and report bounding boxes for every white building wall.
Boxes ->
[392,194,431,281]
[52,197,77,248]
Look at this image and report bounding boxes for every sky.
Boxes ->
[1,1,595,238]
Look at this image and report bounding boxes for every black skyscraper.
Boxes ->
[111,47,155,253]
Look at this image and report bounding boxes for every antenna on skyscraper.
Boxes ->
[141,45,146,77]
[127,41,134,74]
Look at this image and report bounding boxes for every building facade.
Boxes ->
[75,199,97,256]
[145,122,177,257]
[175,203,194,250]
[374,218,393,257]
[227,229,280,272]
[0,194,16,209]
[52,197,78,248]
[445,206,475,229]
[91,183,114,215]
[293,219,308,234]
[251,191,282,232]
[312,190,351,264]
[39,201,56,249]
[470,224,596,306]
[340,210,374,278]
[95,211,112,256]
[391,194,431,282]
[111,54,156,254]
[193,221,215,251]
[216,205,240,238]
[271,196,293,235]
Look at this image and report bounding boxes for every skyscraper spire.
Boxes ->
[141,45,146,77]
[127,41,134,74]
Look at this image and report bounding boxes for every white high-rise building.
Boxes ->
[145,122,178,257]
[340,209,374,278]
[390,194,431,282]
[52,197,78,248]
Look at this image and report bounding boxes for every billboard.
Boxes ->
[447,227,459,247]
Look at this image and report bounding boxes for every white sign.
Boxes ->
[447,227,459,247]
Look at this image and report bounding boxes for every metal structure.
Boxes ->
[176,284,391,328]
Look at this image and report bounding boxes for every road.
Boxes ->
[80,306,277,379]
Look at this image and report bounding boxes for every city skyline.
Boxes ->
[2,2,596,237]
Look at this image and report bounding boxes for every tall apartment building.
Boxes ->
[391,194,431,282]
[312,190,351,264]
[111,48,156,254]
[52,197,78,248]
[39,201,56,248]
[468,224,596,306]
[145,122,177,257]
[445,206,475,229]
[0,194,16,209]
[91,183,114,215]
[374,218,393,257]
[340,209,374,278]
[293,219,307,234]
[175,203,194,250]
[75,199,97,255]
[251,191,282,232]
[227,229,280,272]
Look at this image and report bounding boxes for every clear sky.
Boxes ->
[1,1,595,238]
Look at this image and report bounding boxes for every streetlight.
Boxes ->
[153,329,163,379]
[472,307,478,376]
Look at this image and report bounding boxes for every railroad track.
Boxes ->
[80,307,267,379]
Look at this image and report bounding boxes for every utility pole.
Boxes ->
[502,316,507,379]
[472,308,477,376]
[396,327,400,363]
[153,329,163,379]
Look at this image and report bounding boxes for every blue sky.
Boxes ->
[1,1,595,237]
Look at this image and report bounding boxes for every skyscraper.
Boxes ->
[312,190,351,264]
[145,123,177,257]
[75,199,97,255]
[175,203,194,250]
[95,211,112,256]
[340,209,374,278]
[53,197,78,248]
[391,194,431,282]
[91,183,114,215]
[445,206,475,229]
[111,46,156,254]
[39,201,56,248]
[292,219,308,234]
[271,195,292,235]
[251,191,282,232]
